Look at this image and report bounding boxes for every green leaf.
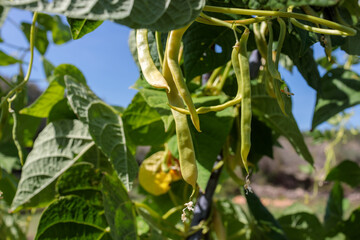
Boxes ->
[0,50,20,66]
[133,79,174,131]
[245,192,287,240]
[0,142,20,173]
[123,93,170,146]
[10,119,94,212]
[340,22,360,55]
[35,196,110,240]
[41,56,55,79]
[342,208,360,239]
[65,75,98,122]
[326,160,360,188]
[101,172,137,240]
[191,100,235,191]
[137,207,183,239]
[56,162,103,207]
[48,98,77,123]
[215,200,247,238]
[0,169,18,205]
[36,13,55,31]
[324,182,344,237]
[3,0,205,32]
[312,68,360,129]
[51,15,72,45]
[282,30,321,90]
[278,212,325,240]
[67,18,103,40]
[183,21,235,80]
[251,83,314,165]
[21,22,49,55]
[19,79,65,118]
[87,101,138,191]
[64,76,138,190]
[53,64,87,86]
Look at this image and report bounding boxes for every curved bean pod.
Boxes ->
[136,29,170,92]
[167,25,201,132]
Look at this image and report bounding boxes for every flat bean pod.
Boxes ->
[239,28,251,174]
[136,29,170,92]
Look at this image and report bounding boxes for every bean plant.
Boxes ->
[0,0,360,239]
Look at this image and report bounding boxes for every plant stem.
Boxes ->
[0,12,38,108]
[203,5,356,36]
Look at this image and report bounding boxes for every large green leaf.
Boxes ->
[21,22,49,55]
[10,119,94,212]
[324,182,344,237]
[20,79,65,118]
[245,192,287,240]
[123,93,170,146]
[0,50,20,66]
[56,162,103,207]
[65,76,138,190]
[2,0,205,32]
[35,196,110,240]
[251,83,314,165]
[67,18,103,40]
[101,172,137,240]
[312,68,360,129]
[326,160,360,188]
[278,212,325,240]
[183,21,235,80]
[87,101,138,190]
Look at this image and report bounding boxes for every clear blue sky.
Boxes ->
[1,8,359,131]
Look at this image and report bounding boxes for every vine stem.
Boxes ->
[203,5,356,36]
[0,12,38,108]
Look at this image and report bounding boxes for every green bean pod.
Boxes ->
[275,18,286,68]
[267,21,286,115]
[162,40,198,190]
[167,26,201,132]
[136,29,170,92]
[239,28,251,174]
[232,41,241,98]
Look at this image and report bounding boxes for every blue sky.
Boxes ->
[1,8,359,131]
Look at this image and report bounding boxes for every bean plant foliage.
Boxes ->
[0,0,360,239]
